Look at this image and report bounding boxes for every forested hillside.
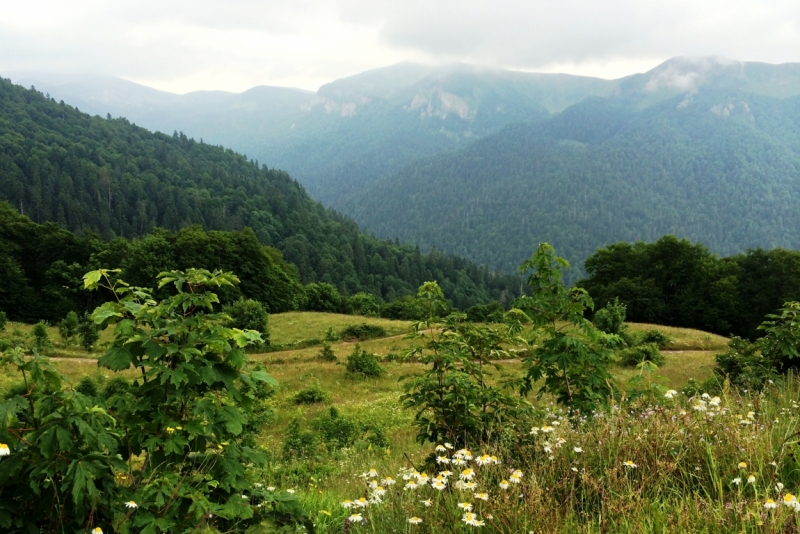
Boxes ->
[346,86,800,275]
[578,236,800,339]
[0,78,520,314]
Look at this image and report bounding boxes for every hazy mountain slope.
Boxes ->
[343,88,800,276]
[0,78,520,306]
[8,64,617,207]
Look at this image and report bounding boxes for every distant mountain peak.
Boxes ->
[644,56,743,93]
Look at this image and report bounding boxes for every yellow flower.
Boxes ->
[738,462,747,469]
[0,443,10,456]
[747,474,756,484]
[764,498,777,509]
[499,480,510,489]
[320,510,331,516]
[457,502,473,511]
[165,427,175,434]
[623,461,637,469]
[91,529,103,534]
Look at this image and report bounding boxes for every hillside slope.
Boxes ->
[344,84,800,274]
[0,78,519,307]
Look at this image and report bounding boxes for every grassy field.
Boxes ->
[3,312,749,532]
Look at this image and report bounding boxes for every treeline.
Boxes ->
[579,235,800,339]
[0,78,520,313]
[0,202,519,323]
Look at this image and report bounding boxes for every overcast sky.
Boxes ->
[1,0,798,94]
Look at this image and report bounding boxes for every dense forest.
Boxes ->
[345,88,800,276]
[0,78,521,318]
[579,236,800,339]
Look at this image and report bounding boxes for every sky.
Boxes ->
[1,0,798,94]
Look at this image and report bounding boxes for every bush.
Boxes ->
[619,343,666,367]
[714,336,777,391]
[293,379,329,404]
[58,311,80,342]
[77,312,99,351]
[347,292,380,316]
[380,295,427,320]
[593,297,626,335]
[346,344,383,378]
[303,282,342,312]
[312,407,359,449]
[465,301,504,323]
[32,321,51,353]
[324,326,340,342]
[75,376,99,397]
[316,342,337,362]
[340,322,387,341]
[0,311,7,331]
[102,376,131,399]
[639,328,671,349]
[282,417,320,460]
[225,298,270,348]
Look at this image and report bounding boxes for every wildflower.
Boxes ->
[510,469,523,483]
[777,483,785,492]
[405,481,419,490]
[701,393,711,399]
[464,481,477,490]
[462,512,485,527]
[366,468,378,478]
[439,470,453,478]
[530,427,540,435]
[444,442,454,449]
[373,486,387,496]
[91,529,103,534]
[784,493,797,506]
[499,480,510,489]
[476,454,492,466]
[354,497,369,508]
[765,499,777,509]
[408,516,423,524]
[286,488,295,494]
[382,476,396,486]
[437,455,450,464]
[416,473,430,484]
[460,468,476,481]
[543,444,553,454]
[166,427,175,434]
[267,486,276,491]
[435,444,447,452]
[738,462,747,469]
[475,492,489,501]
[432,479,447,490]
[571,467,578,473]
[541,426,554,433]
[341,500,353,508]
[348,513,364,523]
[623,461,637,469]
[458,502,473,511]
[693,403,707,412]
[420,499,432,507]
[573,447,583,453]
[253,483,263,488]
[320,510,331,516]
[0,443,10,456]
[368,479,378,489]
[664,390,677,399]
[731,477,742,486]
[490,455,500,465]
[709,396,721,407]
[748,475,756,484]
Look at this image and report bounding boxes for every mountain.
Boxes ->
[343,58,800,276]
[9,65,617,208]
[0,77,520,310]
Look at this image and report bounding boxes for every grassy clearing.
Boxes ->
[269,312,412,346]
[626,322,729,351]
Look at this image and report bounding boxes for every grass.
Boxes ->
[625,322,730,351]
[268,312,412,346]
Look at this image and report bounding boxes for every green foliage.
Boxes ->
[58,310,80,342]
[75,375,99,397]
[593,297,626,335]
[302,282,342,312]
[79,267,311,532]
[619,343,666,367]
[380,294,429,320]
[515,244,616,414]
[316,342,337,362]
[31,321,51,353]
[0,311,6,331]
[101,376,130,399]
[77,311,100,352]
[323,327,339,342]
[714,337,776,392]
[639,328,671,349]
[345,344,383,378]
[225,298,270,348]
[340,322,387,341]
[293,379,329,405]
[282,418,320,461]
[465,301,505,323]
[758,301,800,372]
[401,281,523,446]
[346,292,381,316]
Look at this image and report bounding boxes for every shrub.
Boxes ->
[380,295,427,320]
[225,298,270,348]
[293,379,329,404]
[593,297,626,335]
[75,375,99,397]
[312,407,359,449]
[340,322,387,341]
[324,327,339,342]
[347,292,380,316]
[31,321,51,353]
[346,344,383,378]
[77,312,99,351]
[465,301,505,323]
[0,311,7,331]
[316,342,337,361]
[640,328,671,348]
[714,336,777,391]
[282,417,320,460]
[101,376,130,399]
[620,343,666,367]
[58,311,80,342]
[303,282,342,312]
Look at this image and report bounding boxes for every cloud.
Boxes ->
[0,0,798,92]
